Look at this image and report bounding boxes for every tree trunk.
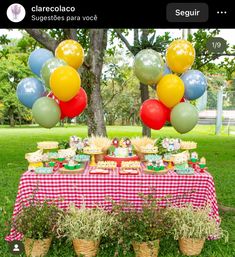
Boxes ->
[9,108,15,127]
[140,83,151,137]
[85,29,107,136]
[140,29,151,137]
[26,29,108,136]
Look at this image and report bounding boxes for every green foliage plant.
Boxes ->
[110,194,171,254]
[13,197,62,240]
[167,204,229,242]
[56,203,116,241]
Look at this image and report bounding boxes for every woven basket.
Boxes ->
[179,238,205,256]
[24,238,52,257]
[73,239,100,257]
[132,240,160,257]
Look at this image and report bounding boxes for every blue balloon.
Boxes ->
[28,48,54,77]
[16,78,46,108]
[181,70,207,100]
[163,64,172,76]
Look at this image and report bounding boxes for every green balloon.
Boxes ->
[170,102,198,134]
[32,97,61,128]
[40,58,67,87]
[133,49,164,85]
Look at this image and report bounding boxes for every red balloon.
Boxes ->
[166,108,171,122]
[60,110,66,120]
[140,99,170,130]
[59,88,87,118]
[180,97,186,102]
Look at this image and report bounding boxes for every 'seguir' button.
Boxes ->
[166,3,209,22]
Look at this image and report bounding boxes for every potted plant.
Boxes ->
[167,204,229,256]
[111,195,170,257]
[56,203,115,257]
[13,198,61,257]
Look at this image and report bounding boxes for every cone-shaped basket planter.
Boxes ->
[24,238,52,257]
[179,238,205,256]
[73,239,100,257]
[132,240,160,257]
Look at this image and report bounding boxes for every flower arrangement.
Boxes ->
[155,138,181,155]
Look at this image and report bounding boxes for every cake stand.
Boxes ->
[104,155,139,167]
[83,151,103,167]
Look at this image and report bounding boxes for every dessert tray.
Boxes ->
[58,162,85,174]
[89,169,110,174]
[119,161,141,175]
[96,161,117,170]
[58,166,84,174]
[34,167,53,174]
[119,169,140,175]
[143,168,168,175]
[175,167,195,175]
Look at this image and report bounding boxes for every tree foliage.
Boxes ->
[0,34,36,126]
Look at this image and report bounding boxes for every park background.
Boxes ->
[0,28,235,256]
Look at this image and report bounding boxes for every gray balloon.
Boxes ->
[171,102,198,134]
[32,97,61,128]
[133,49,164,85]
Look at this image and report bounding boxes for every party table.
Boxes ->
[6,166,220,241]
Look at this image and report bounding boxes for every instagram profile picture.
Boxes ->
[7,3,26,22]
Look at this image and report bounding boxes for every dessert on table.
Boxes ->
[104,138,139,167]
[22,136,209,177]
[35,167,53,174]
[140,144,158,154]
[25,150,44,170]
[96,161,117,170]
[37,141,59,153]
[190,151,199,163]
[74,154,90,162]
[119,161,141,175]
[144,154,162,162]
[144,155,168,175]
[58,147,76,161]
[172,151,194,175]
[83,145,103,166]
[180,140,197,150]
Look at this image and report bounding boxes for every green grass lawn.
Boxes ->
[0,125,235,256]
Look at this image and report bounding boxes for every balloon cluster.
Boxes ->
[134,39,207,134]
[16,40,88,128]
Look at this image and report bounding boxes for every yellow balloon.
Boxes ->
[50,66,81,102]
[55,40,84,69]
[157,74,184,108]
[166,40,195,74]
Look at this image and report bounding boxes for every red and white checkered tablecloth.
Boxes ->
[6,166,220,241]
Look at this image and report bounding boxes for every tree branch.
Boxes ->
[134,29,139,46]
[25,29,59,52]
[63,29,78,41]
[114,29,133,54]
